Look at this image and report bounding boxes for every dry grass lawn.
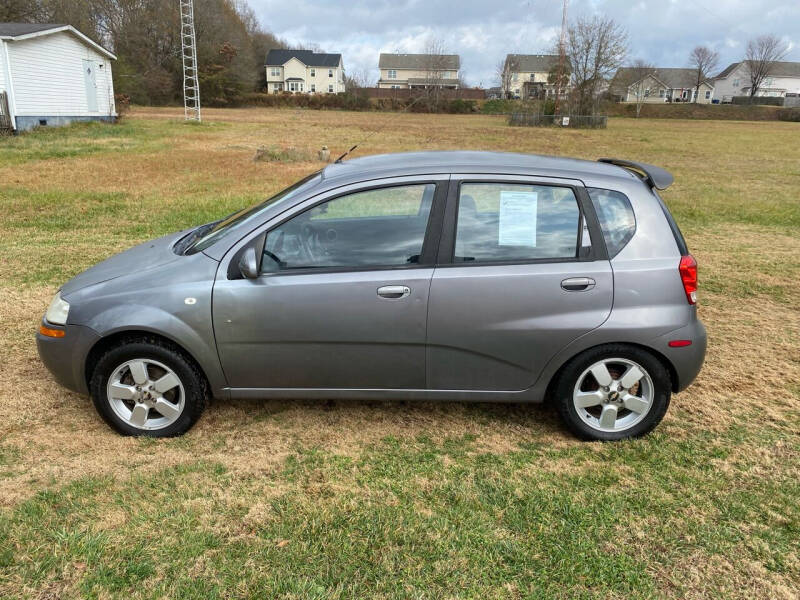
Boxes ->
[0,107,798,599]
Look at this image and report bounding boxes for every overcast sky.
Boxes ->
[249,0,799,86]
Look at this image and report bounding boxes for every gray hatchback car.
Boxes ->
[37,151,706,440]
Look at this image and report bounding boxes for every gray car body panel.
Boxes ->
[37,151,706,404]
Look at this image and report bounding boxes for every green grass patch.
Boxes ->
[0,428,797,599]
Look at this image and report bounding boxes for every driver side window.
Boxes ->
[261,183,435,273]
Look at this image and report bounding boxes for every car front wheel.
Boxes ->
[89,338,207,437]
[553,344,671,441]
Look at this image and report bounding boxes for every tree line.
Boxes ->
[1,0,286,105]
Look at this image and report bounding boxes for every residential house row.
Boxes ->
[262,47,800,103]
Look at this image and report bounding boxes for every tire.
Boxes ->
[553,344,671,441]
[89,337,208,437]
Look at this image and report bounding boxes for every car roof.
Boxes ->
[321,151,641,187]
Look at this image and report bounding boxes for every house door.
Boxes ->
[83,60,98,112]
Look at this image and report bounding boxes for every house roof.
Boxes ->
[615,67,711,90]
[378,53,460,70]
[0,22,67,36]
[714,62,740,80]
[715,60,800,79]
[0,23,116,59]
[505,54,560,72]
[265,49,341,68]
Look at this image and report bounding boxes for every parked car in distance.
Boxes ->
[37,151,706,440]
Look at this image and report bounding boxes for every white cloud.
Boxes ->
[250,0,800,85]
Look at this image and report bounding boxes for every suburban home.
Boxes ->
[714,61,800,102]
[377,53,460,89]
[0,23,116,133]
[501,54,564,99]
[265,49,345,94]
[612,67,714,104]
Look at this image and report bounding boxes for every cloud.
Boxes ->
[249,0,800,85]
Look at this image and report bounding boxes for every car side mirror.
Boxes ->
[238,245,259,279]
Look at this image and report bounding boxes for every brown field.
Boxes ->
[0,107,798,599]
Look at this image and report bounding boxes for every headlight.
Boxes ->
[45,292,70,325]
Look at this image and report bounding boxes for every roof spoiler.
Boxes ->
[598,158,674,190]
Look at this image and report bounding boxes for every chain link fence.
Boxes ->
[508,112,607,129]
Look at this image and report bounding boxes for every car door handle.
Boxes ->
[561,277,596,291]
[377,285,411,299]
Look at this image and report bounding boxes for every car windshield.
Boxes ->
[184,172,322,254]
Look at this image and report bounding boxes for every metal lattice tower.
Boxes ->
[180,0,201,121]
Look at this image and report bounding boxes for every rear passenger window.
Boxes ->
[454,183,580,262]
[587,188,635,257]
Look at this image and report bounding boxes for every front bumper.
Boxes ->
[653,318,707,392]
[36,320,101,395]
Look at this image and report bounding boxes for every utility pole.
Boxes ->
[179,0,201,121]
[554,0,568,115]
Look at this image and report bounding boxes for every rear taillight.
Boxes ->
[679,254,698,305]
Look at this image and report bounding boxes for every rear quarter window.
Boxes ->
[587,188,636,258]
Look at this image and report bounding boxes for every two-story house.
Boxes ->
[612,67,715,104]
[501,54,562,99]
[265,49,344,94]
[714,61,800,103]
[377,53,460,89]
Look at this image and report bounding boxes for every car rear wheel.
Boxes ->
[90,339,207,437]
[553,344,671,441]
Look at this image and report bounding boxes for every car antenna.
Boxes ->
[334,93,429,164]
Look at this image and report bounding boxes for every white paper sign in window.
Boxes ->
[498,191,538,247]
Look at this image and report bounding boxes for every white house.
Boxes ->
[714,61,800,102]
[501,54,562,99]
[377,53,460,89]
[265,49,345,94]
[0,23,116,132]
[612,67,715,104]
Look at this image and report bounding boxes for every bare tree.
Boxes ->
[497,55,519,99]
[420,37,451,108]
[344,68,372,92]
[744,34,790,98]
[620,60,655,117]
[560,15,628,115]
[688,46,719,103]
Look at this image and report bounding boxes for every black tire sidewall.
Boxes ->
[554,344,671,441]
[90,341,206,437]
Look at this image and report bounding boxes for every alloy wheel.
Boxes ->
[572,358,654,433]
[106,358,185,431]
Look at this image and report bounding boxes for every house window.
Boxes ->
[644,88,650,97]
[764,78,773,86]
[310,68,315,77]
[733,78,740,87]
[328,69,333,77]
[310,84,315,92]
[659,89,665,97]
[512,72,518,81]
[442,71,450,79]
[388,69,397,79]
[270,67,281,77]
[328,84,334,93]
[705,90,711,99]
[273,83,281,91]
[390,85,400,89]
[288,81,303,92]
